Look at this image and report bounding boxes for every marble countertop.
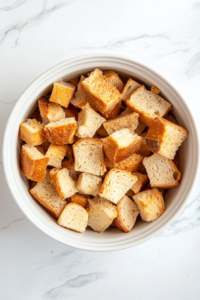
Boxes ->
[1,0,200,299]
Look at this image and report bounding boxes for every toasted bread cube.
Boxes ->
[115,195,139,232]
[133,188,165,221]
[146,117,188,159]
[87,196,117,233]
[102,129,142,163]
[21,144,49,182]
[164,114,178,124]
[44,118,76,145]
[131,172,149,194]
[73,138,106,176]
[71,194,89,208]
[122,78,141,101]
[49,81,75,108]
[103,70,124,92]
[69,77,79,87]
[76,103,106,138]
[61,158,74,169]
[49,168,78,200]
[101,100,122,119]
[135,121,146,135]
[105,153,143,173]
[76,173,102,196]
[81,68,122,115]
[137,132,152,157]
[111,217,124,231]
[143,153,181,189]
[45,144,68,168]
[62,104,79,120]
[30,171,66,218]
[20,119,47,146]
[126,86,172,127]
[151,85,160,94]
[71,75,96,109]
[38,97,65,123]
[58,203,88,233]
[103,112,139,135]
[99,168,138,204]
[96,125,108,137]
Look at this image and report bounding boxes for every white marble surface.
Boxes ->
[1,0,200,299]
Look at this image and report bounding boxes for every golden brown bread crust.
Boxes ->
[103,135,142,163]
[44,122,76,145]
[20,122,47,146]
[96,125,108,137]
[49,169,68,201]
[164,114,178,125]
[49,83,75,108]
[102,101,122,119]
[111,217,124,231]
[38,97,49,117]
[131,172,149,194]
[103,70,124,92]
[151,85,160,94]
[173,152,180,168]
[105,153,143,172]
[103,112,139,134]
[61,158,74,169]
[69,77,79,87]
[62,104,79,120]
[30,107,41,121]
[21,146,49,182]
[71,194,89,208]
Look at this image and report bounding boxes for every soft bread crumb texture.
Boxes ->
[103,112,139,134]
[133,188,165,221]
[76,173,102,196]
[105,153,143,173]
[58,203,88,233]
[143,153,181,189]
[122,78,141,101]
[99,168,138,204]
[103,70,124,92]
[46,144,68,168]
[20,119,47,146]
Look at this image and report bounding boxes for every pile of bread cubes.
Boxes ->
[20,68,188,234]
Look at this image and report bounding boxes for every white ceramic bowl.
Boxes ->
[3,54,199,251]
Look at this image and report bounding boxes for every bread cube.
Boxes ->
[131,172,149,194]
[105,153,143,173]
[133,188,165,221]
[57,203,88,233]
[135,121,146,135]
[101,100,122,119]
[103,70,124,92]
[49,81,75,108]
[20,119,47,146]
[146,117,188,159]
[69,77,79,87]
[115,195,140,232]
[21,144,49,182]
[102,129,142,163]
[71,75,96,109]
[122,78,141,101]
[76,103,106,138]
[61,158,74,169]
[99,168,138,204]
[46,144,68,168]
[70,194,89,208]
[143,153,181,189]
[151,85,160,94]
[111,217,124,231]
[30,171,66,218]
[103,112,139,135]
[38,97,65,123]
[137,132,152,157]
[76,173,102,196]
[73,138,106,176]
[44,118,76,145]
[87,196,117,233]
[49,168,78,200]
[81,68,122,115]
[126,85,172,127]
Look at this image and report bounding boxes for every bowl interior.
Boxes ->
[3,55,199,251]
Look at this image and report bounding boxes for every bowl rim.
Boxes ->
[2,53,200,251]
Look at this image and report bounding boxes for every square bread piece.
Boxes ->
[103,112,139,135]
[44,118,76,145]
[21,144,49,182]
[45,144,68,168]
[69,77,79,87]
[70,194,89,208]
[143,153,181,189]
[87,196,117,233]
[76,173,102,196]
[49,168,78,200]
[131,172,149,194]
[49,81,75,108]
[137,132,152,157]
[133,188,165,221]
[146,117,188,159]
[73,138,106,176]
[38,97,65,123]
[126,85,172,127]
[30,171,66,218]
[102,129,142,163]
[103,70,124,92]
[122,78,141,101]
[57,203,88,233]
[71,75,96,109]
[81,68,122,115]
[105,153,143,173]
[99,168,138,204]
[76,103,106,138]
[116,195,140,232]
[20,119,47,146]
